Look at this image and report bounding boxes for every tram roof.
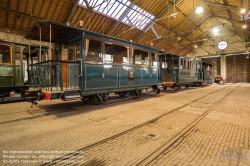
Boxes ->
[25,20,162,53]
[25,20,81,43]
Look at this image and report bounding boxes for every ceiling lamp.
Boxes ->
[241,8,246,14]
[243,24,247,29]
[194,45,198,48]
[213,28,219,35]
[196,6,203,14]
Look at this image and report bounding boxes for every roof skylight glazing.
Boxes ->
[78,0,155,30]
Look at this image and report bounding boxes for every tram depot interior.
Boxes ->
[0,0,250,166]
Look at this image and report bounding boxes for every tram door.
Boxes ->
[15,46,24,86]
[159,54,168,83]
[68,42,81,89]
[59,42,68,88]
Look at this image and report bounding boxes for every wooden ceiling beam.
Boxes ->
[0,6,40,21]
[222,0,236,27]
[12,0,20,29]
[44,0,52,20]
[212,14,244,23]
[64,0,79,23]
[177,18,215,55]
[153,10,198,48]
[204,1,241,10]
[4,0,11,28]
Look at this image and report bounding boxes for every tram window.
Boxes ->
[104,42,128,64]
[61,44,68,60]
[15,46,21,65]
[162,62,168,68]
[41,49,48,61]
[85,39,102,62]
[174,60,178,68]
[152,53,158,67]
[0,44,11,64]
[133,49,149,65]
[69,45,74,60]
[75,43,81,60]
[169,58,179,69]
[181,58,185,69]
[69,42,81,61]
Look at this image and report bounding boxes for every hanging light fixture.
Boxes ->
[196,6,203,14]
[243,24,247,29]
[241,8,246,14]
[213,28,219,35]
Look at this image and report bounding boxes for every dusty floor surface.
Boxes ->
[0,84,249,166]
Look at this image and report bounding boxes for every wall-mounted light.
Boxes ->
[130,39,133,42]
[196,6,203,14]
[150,42,153,47]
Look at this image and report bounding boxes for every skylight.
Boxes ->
[78,0,155,30]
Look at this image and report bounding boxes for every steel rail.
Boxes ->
[40,85,234,165]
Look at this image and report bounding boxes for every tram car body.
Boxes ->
[25,21,159,103]
[161,54,199,90]
[0,41,36,101]
[0,41,47,101]
[197,61,213,86]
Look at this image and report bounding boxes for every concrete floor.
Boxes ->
[0,84,249,166]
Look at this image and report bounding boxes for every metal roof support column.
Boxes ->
[50,24,52,92]
[39,26,41,62]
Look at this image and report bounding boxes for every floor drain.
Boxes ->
[143,133,160,140]
[148,133,156,138]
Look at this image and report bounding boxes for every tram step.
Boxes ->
[61,90,81,100]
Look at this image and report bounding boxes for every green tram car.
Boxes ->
[25,21,160,104]
[197,62,213,86]
[160,54,212,91]
[0,40,48,101]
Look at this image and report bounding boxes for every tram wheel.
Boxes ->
[94,95,102,105]
[118,92,127,97]
[131,90,138,98]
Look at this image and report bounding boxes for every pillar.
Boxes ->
[221,55,226,82]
